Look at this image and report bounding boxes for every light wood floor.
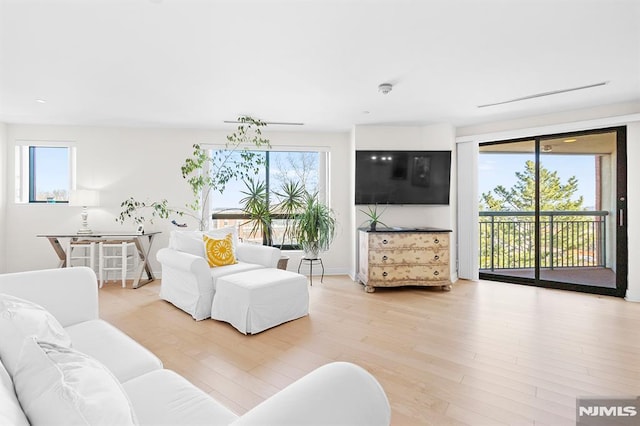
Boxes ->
[98,276,640,425]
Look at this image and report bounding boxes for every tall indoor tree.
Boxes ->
[117,116,271,230]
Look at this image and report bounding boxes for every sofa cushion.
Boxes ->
[203,233,238,267]
[123,369,238,425]
[13,338,137,426]
[0,293,72,376]
[170,230,206,257]
[65,319,162,383]
[0,361,29,426]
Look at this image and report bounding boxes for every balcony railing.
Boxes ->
[479,210,609,271]
[211,212,300,249]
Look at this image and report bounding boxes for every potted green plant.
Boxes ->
[359,204,388,231]
[272,180,306,248]
[239,178,306,269]
[293,192,337,259]
[239,177,272,245]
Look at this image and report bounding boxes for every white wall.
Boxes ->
[260,130,352,275]
[3,124,351,276]
[625,121,640,301]
[0,123,7,273]
[457,103,640,301]
[351,123,457,280]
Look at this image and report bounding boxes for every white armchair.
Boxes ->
[157,229,281,320]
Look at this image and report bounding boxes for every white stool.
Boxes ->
[98,241,138,288]
[65,240,96,271]
[211,269,309,334]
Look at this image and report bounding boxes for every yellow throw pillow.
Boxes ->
[203,233,237,268]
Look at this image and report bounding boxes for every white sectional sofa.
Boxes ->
[0,267,391,425]
[157,229,282,320]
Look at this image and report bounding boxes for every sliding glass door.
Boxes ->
[479,127,627,297]
[479,139,536,280]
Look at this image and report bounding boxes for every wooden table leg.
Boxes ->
[132,234,157,289]
[46,237,67,268]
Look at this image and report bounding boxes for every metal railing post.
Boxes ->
[549,213,554,270]
[602,215,607,268]
[490,215,495,272]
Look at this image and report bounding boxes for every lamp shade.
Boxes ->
[69,190,100,207]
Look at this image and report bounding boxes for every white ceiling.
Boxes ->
[1,0,639,132]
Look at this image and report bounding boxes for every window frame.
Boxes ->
[207,145,330,250]
[15,141,77,204]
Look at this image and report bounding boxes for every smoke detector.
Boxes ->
[378,83,393,94]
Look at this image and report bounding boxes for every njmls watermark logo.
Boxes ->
[577,396,640,426]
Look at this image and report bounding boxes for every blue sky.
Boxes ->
[479,153,596,209]
[211,151,319,211]
[36,147,69,193]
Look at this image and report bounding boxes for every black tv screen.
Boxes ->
[355,150,451,205]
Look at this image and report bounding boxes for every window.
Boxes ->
[210,149,328,249]
[15,143,76,203]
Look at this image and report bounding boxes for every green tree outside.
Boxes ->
[481,160,583,211]
[480,160,601,270]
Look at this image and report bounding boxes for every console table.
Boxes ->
[37,232,160,289]
[358,227,452,293]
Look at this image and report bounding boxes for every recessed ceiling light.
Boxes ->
[36,99,46,104]
[563,138,577,143]
[363,111,370,114]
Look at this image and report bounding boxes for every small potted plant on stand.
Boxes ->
[293,192,337,259]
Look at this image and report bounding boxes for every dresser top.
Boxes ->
[360,227,452,233]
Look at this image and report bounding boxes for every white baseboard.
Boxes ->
[625,288,640,302]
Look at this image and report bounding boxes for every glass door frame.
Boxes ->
[479,126,627,298]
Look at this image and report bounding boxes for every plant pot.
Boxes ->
[369,221,377,231]
[301,241,320,259]
[277,255,290,270]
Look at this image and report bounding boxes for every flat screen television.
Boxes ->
[355,150,451,205]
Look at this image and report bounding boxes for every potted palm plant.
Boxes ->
[239,178,306,269]
[272,180,306,247]
[293,192,337,259]
[239,177,272,245]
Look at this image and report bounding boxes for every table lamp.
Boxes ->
[69,189,100,234]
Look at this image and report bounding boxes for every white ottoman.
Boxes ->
[211,269,309,334]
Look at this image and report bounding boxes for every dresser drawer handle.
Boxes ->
[434,271,439,276]
[382,272,388,277]
[434,255,440,261]
[382,239,388,245]
[382,255,388,261]
[434,238,439,244]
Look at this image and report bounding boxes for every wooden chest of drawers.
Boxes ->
[358,229,452,293]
